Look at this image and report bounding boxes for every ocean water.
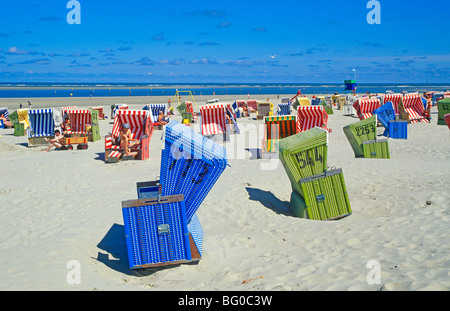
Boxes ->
[0,83,448,98]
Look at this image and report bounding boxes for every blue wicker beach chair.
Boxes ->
[121,194,201,269]
[144,104,167,126]
[277,102,291,116]
[27,109,55,147]
[160,120,228,223]
[373,102,408,139]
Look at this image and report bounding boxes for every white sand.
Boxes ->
[0,95,449,291]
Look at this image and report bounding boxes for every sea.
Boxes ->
[0,83,449,98]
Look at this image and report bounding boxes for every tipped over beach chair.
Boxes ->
[27,109,55,147]
[278,128,352,220]
[262,115,296,154]
[343,115,390,159]
[297,105,330,133]
[373,102,407,139]
[159,120,228,223]
[399,94,430,124]
[121,194,202,269]
[104,110,154,163]
[352,98,381,120]
[199,104,229,141]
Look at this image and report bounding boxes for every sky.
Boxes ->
[0,0,449,84]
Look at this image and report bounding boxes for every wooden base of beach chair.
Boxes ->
[28,136,53,147]
[122,151,138,161]
[106,150,122,163]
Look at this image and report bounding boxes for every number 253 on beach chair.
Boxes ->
[104,110,154,163]
[343,115,390,159]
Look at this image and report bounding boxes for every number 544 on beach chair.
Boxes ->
[278,128,352,221]
[104,110,154,163]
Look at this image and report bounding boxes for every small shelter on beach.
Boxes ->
[199,104,229,141]
[104,110,154,163]
[65,109,101,142]
[296,106,330,133]
[352,98,381,120]
[278,127,352,220]
[343,115,390,159]
[399,93,430,124]
[144,103,167,125]
[27,109,56,147]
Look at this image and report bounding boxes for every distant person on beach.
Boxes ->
[0,114,13,128]
[42,130,64,152]
[19,103,22,109]
[119,123,140,156]
[28,101,31,109]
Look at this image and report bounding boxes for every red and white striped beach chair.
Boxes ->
[91,106,105,119]
[353,98,381,120]
[383,94,402,115]
[247,100,258,113]
[199,104,227,137]
[400,94,430,123]
[62,106,77,118]
[296,106,331,133]
[65,109,92,135]
[104,110,154,162]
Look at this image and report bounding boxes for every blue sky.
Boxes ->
[0,0,449,83]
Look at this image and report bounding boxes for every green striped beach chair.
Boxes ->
[343,115,390,159]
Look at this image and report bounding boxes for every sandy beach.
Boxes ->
[0,94,449,291]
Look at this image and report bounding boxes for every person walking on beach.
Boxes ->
[19,103,22,109]
[28,101,31,109]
